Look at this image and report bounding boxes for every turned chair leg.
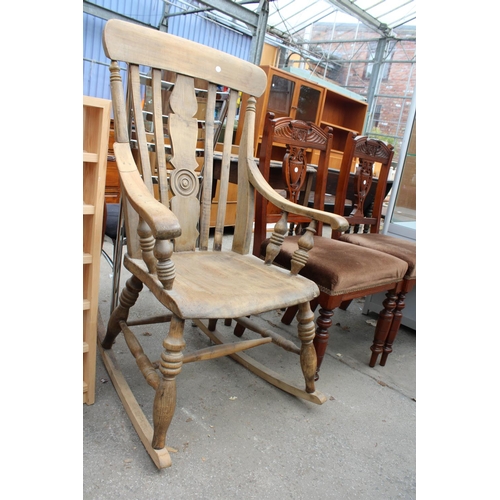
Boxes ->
[369,291,396,367]
[313,307,334,380]
[152,314,186,450]
[340,299,352,310]
[101,275,143,349]
[233,322,245,337]
[380,291,406,366]
[296,302,318,394]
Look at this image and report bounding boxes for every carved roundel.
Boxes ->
[170,168,198,197]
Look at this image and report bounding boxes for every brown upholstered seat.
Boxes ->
[340,233,416,280]
[269,236,408,297]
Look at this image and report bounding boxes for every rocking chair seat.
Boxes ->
[339,233,416,279]
[124,251,320,319]
[262,236,408,297]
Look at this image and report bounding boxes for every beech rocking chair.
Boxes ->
[98,20,348,469]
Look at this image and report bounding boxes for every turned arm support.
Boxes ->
[114,142,181,289]
[246,156,349,232]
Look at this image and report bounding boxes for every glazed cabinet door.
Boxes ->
[267,72,322,123]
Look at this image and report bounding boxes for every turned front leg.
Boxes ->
[380,291,406,366]
[369,291,396,367]
[313,308,334,380]
[152,314,186,450]
[102,275,143,349]
[296,302,318,394]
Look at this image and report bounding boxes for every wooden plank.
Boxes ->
[83,204,94,215]
[83,152,98,163]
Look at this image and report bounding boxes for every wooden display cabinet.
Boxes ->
[236,65,368,171]
[83,96,111,405]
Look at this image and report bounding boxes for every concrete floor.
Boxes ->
[83,238,416,499]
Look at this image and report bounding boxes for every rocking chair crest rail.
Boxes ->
[99,19,349,469]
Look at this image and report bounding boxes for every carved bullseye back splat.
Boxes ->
[168,74,201,251]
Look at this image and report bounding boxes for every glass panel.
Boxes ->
[268,75,294,116]
[296,85,321,122]
[391,116,416,225]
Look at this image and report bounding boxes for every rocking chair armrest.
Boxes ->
[114,142,182,240]
[246,156,349,232]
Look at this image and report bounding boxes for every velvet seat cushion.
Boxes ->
[262,236,408,297]
[339,233,416,279]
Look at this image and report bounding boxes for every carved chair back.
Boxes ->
[333,132,394,237]
[253,112,333,256]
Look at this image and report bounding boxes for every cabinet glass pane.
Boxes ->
[296,86,321,122]
[268,75,294,116]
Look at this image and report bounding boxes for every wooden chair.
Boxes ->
[253,121,409,380]
[332,132,416,366]
[98,19,349,469]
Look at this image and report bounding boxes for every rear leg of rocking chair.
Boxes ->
[281,304,298,325]
[152,314,186,449]
[102,275,143,349]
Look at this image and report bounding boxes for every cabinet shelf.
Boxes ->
[320,120,360,134]
[83,203,94,215]
[83,152,98,163]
